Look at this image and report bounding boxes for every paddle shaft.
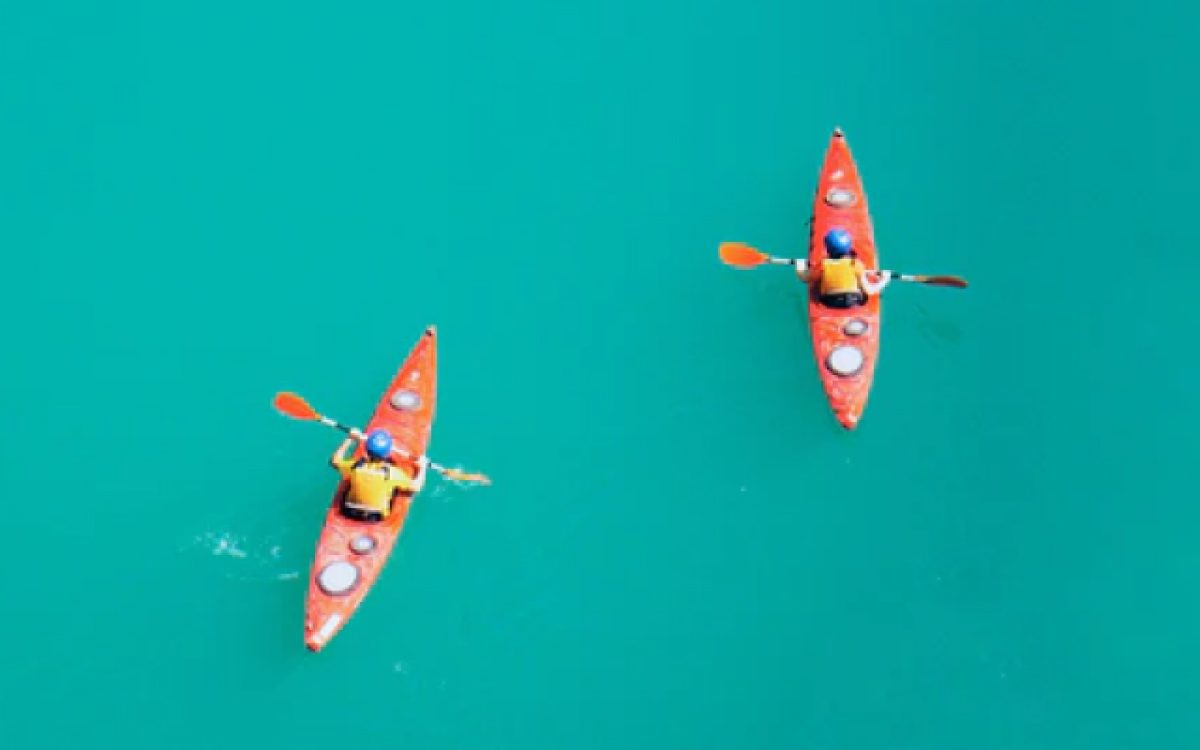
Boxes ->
[325,417,419,461]
[761,256,962,286]
[275,392,488,483]
[322,415,463,476]
[321,416,356,435]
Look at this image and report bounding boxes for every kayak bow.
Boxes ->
[303,326,438,652]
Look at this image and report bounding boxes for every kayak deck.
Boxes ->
[805,129,881,429]
[303,326,438,652]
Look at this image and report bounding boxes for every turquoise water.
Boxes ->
[4,0,1199,747]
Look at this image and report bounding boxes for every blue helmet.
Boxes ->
[365,429,393,459]
[824,228,854,258]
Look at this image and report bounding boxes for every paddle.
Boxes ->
[718,242,968,288]
[273,391,492,485]
[891,273,969,289]
[719,242,797,268]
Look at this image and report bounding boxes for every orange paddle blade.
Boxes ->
[718,242,769,268]
[273,391,319,420]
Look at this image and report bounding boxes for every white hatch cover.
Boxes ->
[824,187,857,208]
[317,561,359,596]
[350,535,376,555]
[843,318,869,336]
[827,345,865,377]
[390,389,421,411]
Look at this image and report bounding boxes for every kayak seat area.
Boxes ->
[338,484,411,524]
[338,485,385,524]
[808,279,866,310]
[817,291,867,310]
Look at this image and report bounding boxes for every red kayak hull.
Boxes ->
[303,326,437,652]
[804,129,881,429]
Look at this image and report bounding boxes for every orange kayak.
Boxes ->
[304,326,437,652]
[805,129,881,429]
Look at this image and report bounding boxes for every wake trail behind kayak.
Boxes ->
[184,530,304,583]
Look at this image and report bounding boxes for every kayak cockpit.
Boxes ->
[337,484,400,524]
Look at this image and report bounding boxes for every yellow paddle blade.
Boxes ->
[440,468,492,486]
[718,242,769,268]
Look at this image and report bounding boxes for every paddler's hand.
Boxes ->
[861,270,891,295]
[349,428,365,441]
[413,456,430,491]
[790,258,811,282]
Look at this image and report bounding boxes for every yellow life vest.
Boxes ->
[820,258,863,295]
[334,458,415,513]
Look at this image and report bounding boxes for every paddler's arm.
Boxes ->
[329,437,356,476]
[386,463,422,493]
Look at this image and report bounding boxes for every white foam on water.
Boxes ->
[187,531,304,583]
[193,531,249,559]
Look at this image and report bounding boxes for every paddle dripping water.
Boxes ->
[806,129,882,429]
[304,326,438,652]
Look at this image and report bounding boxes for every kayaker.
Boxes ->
[796,228,891,308]
[330,429,427,522]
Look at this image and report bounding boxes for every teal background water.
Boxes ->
[3,0,1199,747]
